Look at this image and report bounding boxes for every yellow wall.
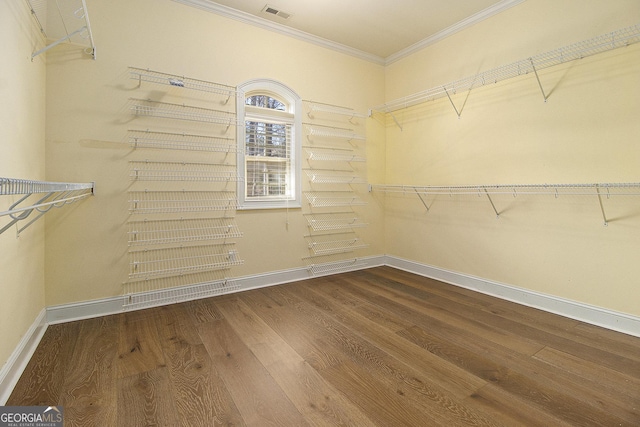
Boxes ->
[382,0,640,316]
[0,1,47,372]
[43,0,386,306]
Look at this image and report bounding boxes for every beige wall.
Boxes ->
[382,0,640,316]
[43,0,386,306]
[0,1,47,372]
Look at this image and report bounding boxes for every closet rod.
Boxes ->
[371,23,640,114]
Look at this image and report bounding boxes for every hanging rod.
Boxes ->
[371,23,640,114]
[1,177,94,235]
[129,67,236,99]
[27,0,96,59]
[372,182,640,225]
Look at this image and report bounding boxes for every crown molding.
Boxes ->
[385,0,527,64]
[171,0,386,65]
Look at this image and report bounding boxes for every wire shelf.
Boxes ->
[373,24,640,113]
[27,0,96,59]
[0,177,93,195]
[130,98,237,126]
[128,190,237,214]
[372,182,640,196]
[306,125,366,141]
[305,214,368,232]
[128,217,242,246]
[123,279,241,311]
[306,148,366,163]
[129,161,239,182]
[129,67,236,98]
[307,258,368,276]
[305,170,366,184]
[308,238,368,256]
[128,130,237,153]
[129,244,243,280]
[305,192,366,208]
[1,177,95,236]
[305,101,367,120]
[373,182,640,225]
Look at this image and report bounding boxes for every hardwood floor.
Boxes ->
[8,266,640,426]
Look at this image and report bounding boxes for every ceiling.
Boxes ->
[174,0,526,64]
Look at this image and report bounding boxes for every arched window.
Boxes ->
[237,79,302,209]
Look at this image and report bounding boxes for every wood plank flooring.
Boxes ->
[8,266,640,426]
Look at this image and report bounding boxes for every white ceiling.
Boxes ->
[174,0,526,64]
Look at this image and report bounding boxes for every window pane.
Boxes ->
[246,95,286,111]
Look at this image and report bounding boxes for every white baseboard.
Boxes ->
[0,309,47,405]
[384,255,640,338]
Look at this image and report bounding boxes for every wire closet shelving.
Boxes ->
[129,67,236,101]
[371,23,640,119]
[129,244,243,280]
[26,0,96,59]
[127,217,242,247]
[1,177,94,235]
[130,98,238,127]
[372,182,640,225]
[127,130,238,153]
[128,190,237,214]
[129,160,239,182]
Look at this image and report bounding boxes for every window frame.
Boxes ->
[236,79,302,210]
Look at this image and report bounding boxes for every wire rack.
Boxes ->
[305,170,366,184]
[123,278,241,311]
[129,67,236,98]
[305,101,367,120]
[27,0,96,59]
[372,23,640,113]
[305,214,368,232]
[1,177,94,235]
[306,125,366,141]
[308,238,369,256]
[129,244,243,280]
[0,177,93,195]
[306,148,366,163]
[128,190,237,214]
[307,258,368,276]
[128,130,237,152]
[373,182,640,225]
[305,192,366,208]
[130,98,237,126]
[373,183,640,196]
[129,161,239,182]
[128,217,243,246]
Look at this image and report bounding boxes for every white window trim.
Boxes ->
[237,79,302,210]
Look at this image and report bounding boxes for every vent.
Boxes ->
[262,5,291,20]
